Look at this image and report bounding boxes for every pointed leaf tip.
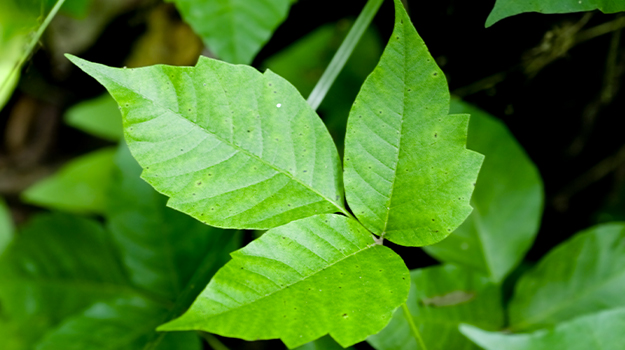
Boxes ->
[158,214,410,348]
[343,0,484,247]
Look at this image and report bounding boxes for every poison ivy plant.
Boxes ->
[424,100,543,283]
[368,264,504,350]
[486,0,625,27]
[68,0,483,347]
[67,54,347,230]
[460,308,625,350]
[65,93,123,141]
[507,222,625,331]
[167,0,296,64]
[21,147,116,214]
[342,5,483,246]
[0,198,13,255]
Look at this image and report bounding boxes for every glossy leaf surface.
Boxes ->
[65,93,123,141]
[461,308,625,350]
[21,148,116,214]
[486,0,625,27]
[508,223,625,330]
[68,54,345,230]
[368,264,504,350]
[159,214,410,348]
[167,0,295,64]
[343,0,483,246]
[424,100,543,282]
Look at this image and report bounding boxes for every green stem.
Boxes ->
[306,0,384,110]
[402,303,428,350]
[0,0,66,94]
[200,332,231,350]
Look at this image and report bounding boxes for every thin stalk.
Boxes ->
[0,0,66,93]
[402,303,428,350]
[307,0,384,110]
[200,332,231,350]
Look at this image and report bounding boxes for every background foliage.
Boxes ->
[1,0,625,349]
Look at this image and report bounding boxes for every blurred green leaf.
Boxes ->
[461,308,625,350]
[22,147,116,214]
[0,213,135,349]
[159,214,410,349]
[0,198,13,255]
[486,0,625,27]
[343,0,483,247]
[60,0,92,19]
[107,143,241,302]
[167,0,296,64]
[65,93,123,141]
[0,0,64,109]
[368,264,504,350]
[424,100,544,283]
[68,54,346,230]
[36,296,201,350]
[508,223,625,331]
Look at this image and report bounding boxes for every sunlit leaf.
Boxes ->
[486,0,625,27]
[159,214,410,349]
[167,0,296,64]
[508,223,625,330]
[368,264,504,350]
[343,0,483,247]
[461,308,625,350]
[21,148,116,214]
[67,54,346,230]
[424,100,543,282]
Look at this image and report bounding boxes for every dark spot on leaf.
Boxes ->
[435,133,438,137]
[303,170,307,173]
[433,72,438,76]
[342,314,348,318]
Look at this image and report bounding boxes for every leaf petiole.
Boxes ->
[402,303,428,350]
[306,0,384,110]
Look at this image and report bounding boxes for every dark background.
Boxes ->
[1,1,624,348]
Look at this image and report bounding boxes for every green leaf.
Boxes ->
[21,147,116,214]
[36,296,201,350]
[167,0,295,64]
[107,143,240,302]
[368,264,504,350]
[342,0,484,247]
[424,100,544,283]
[508,223,625,331]
[0,198,13,255]
[295,335,354,350]
[486,0,625,27]
[460,308,625,350]
[159,214,410,349]
[0,213,135,348]
[65,93,123,141]
[67,54,346,230]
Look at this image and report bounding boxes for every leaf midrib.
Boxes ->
[92,62,346,216]
[203,241,378,319]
